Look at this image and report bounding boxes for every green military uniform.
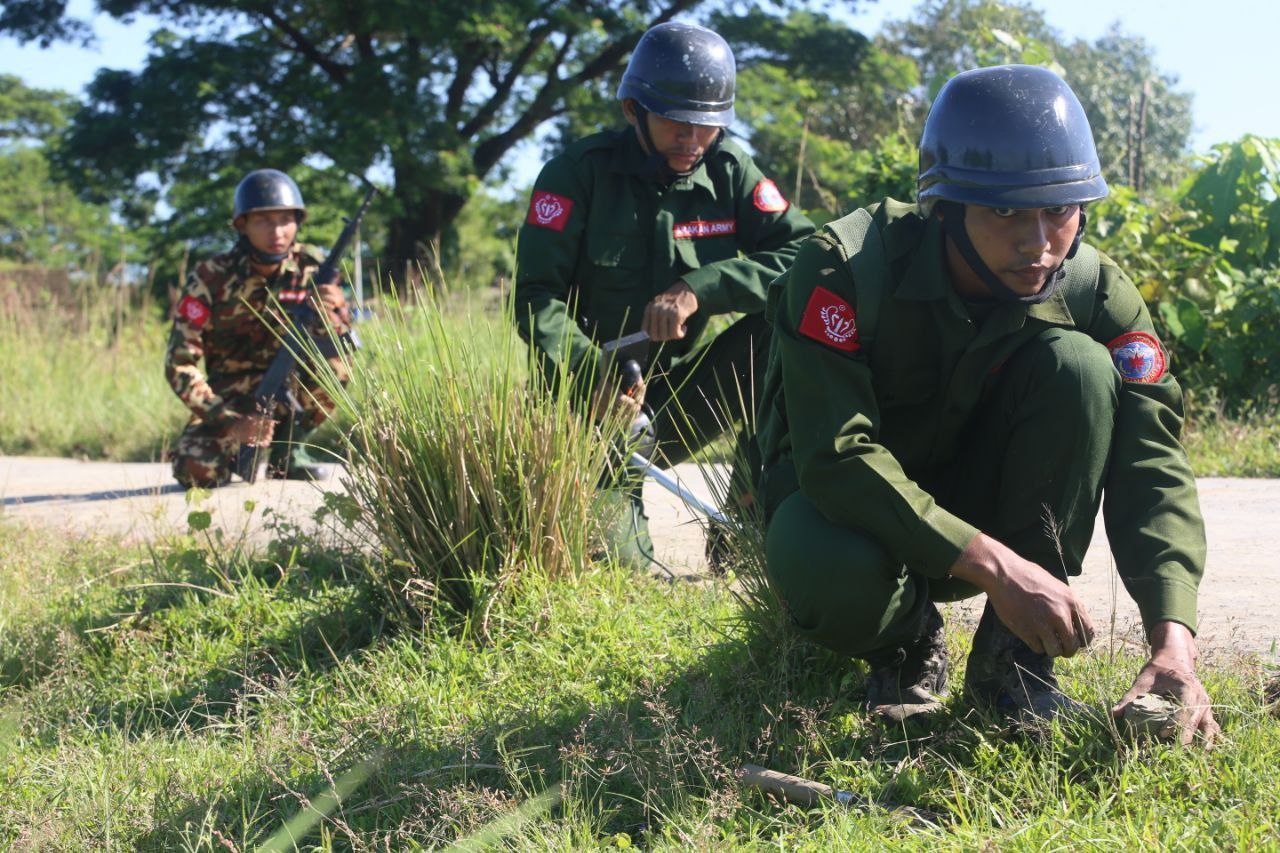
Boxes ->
[166,240,349,487]
[514,128,815,464]
[757,199,1206,657]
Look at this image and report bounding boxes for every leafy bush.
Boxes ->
[1092,136,1280,409]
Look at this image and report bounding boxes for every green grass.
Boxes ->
[2,521,1277,849]
[3,290,1280,478]
[0,303,186,461]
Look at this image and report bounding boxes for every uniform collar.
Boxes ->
[611,126,718,199]
[231,240,304,286]
[894,216,1075,326]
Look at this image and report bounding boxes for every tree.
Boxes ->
[883,0,1193,192]
[0,75,114,271]
[4,1,713,285]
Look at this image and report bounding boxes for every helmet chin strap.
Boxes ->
[633,106,722,184]
[938,202,1086,305]
[237,235,293,265]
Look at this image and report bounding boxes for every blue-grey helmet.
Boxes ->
[917,65,1108,217]
[232,168,307,224]
[616,22,736,127]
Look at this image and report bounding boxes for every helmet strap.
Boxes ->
[236,234,292,266]
[938,202,1063,305]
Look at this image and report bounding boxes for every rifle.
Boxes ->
[234,184,378,483]
[601,331,728,524]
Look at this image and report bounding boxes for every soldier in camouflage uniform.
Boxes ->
[166,169,351,488]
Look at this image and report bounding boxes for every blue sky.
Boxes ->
[2,0,1275,155]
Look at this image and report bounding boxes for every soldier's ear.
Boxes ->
[621,98,639,127]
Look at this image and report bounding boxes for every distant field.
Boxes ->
[3,295,1278,477]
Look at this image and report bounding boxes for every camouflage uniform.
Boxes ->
[166,240,349,487]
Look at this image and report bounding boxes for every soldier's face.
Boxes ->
[949,205,1080,298]
[239,210,299,256]
[623,100,720,173]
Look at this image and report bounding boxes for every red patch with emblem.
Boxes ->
[177,295,211,327]
[797,286,860,352]
[672,218,736,239]
[1107,331,1167,383]
[752,178,789,213]
[526,190,574,232]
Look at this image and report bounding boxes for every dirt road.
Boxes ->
[3,455,1276,652]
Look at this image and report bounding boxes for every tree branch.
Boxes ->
[471,0,698,176]
[446,51,481,123]
[458,21,554,139]
[256,7,349,83]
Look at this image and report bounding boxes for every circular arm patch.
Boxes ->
[1107,331,1167,383]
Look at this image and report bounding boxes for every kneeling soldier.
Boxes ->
[756,65,1218,743]
[513,22,814,568]
[166,169,350,488]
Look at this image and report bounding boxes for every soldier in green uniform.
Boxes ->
[167,168,351,488]
[757,65,1218,743]
[513,22,815,568]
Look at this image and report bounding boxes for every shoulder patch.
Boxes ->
[797,286,860,352]
[1108,331,1167,383]
[177,295,211,328]
[527,190,574,232]
[752,178,789,213]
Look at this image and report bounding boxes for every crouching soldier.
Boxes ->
[756,65,1218,743]
[166,169,351,487]
[513,22,814,569]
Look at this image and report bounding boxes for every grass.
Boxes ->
[1,519,1278,849]
[0,298,186,461]
[1,282,1279,478]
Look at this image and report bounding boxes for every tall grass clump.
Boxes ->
[0,278,183,460]
[308,288,618,630]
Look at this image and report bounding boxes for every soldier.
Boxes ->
[166,168,351,488]
[513,21,815,568]
[756,65,1219,743]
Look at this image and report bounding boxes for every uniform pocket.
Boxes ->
[586,231,647,274]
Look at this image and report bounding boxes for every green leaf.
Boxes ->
[187,510,213,532]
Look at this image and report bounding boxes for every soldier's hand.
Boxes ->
[643,281,698,342]
[1113,621,1219,747]
[590,374,646,425]
[950,532,1095,657]
[229,414,276,448]
[315,283,352,330]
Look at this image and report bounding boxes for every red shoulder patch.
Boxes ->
[752,178,789,213]
[177,295,211,328]
[1107,331,1167,383]
[526,190,574,232]
[797,286,860,352]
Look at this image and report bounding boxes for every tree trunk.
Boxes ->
[385,168,468,294]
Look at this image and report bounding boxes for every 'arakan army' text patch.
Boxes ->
[673,219,736,239]
[526,190,574,232]
[797,285,860,352]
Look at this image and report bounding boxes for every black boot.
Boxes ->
[963,603,1086,721]
[863,603,949,723]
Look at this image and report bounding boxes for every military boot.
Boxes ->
[266,440,332,482]
[963,603,1086,721]
[862,603,949,723]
